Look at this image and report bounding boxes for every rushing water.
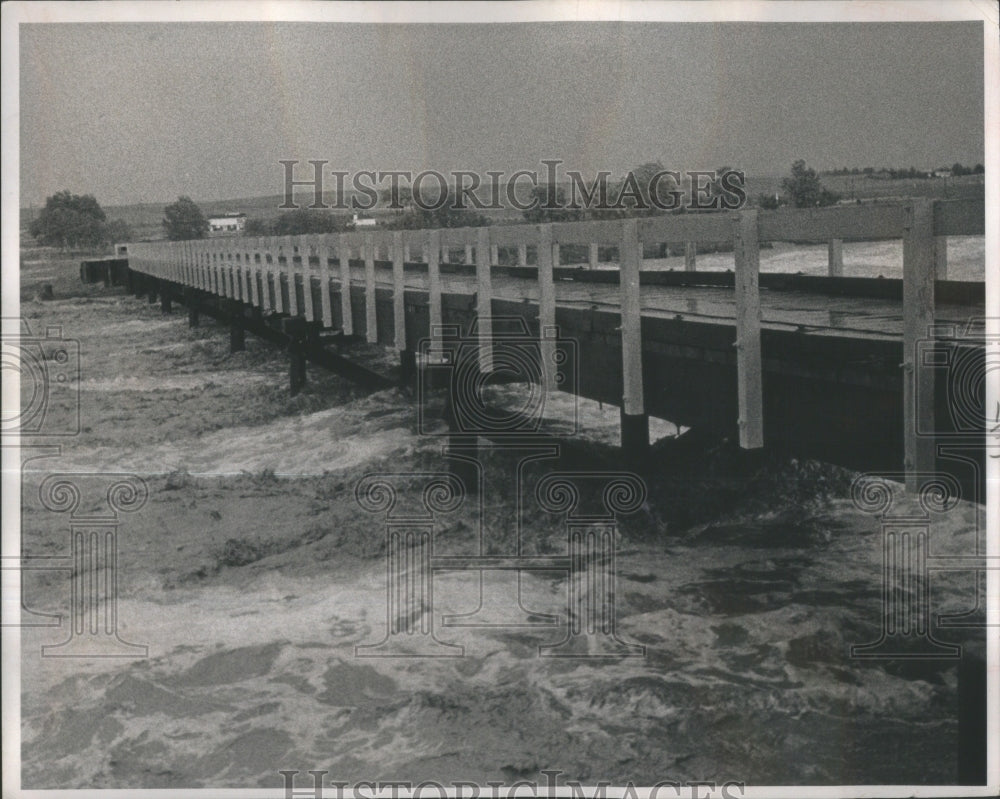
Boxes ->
[14,252,987,789]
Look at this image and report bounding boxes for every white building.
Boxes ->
[352,213,377,227]
[207,212,247,234]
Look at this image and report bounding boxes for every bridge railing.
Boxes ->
[126,197,984,485]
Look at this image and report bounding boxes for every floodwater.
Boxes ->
[13,251,986,789]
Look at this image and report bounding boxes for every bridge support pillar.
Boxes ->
[282,318,307,396]
[229,301,245,352]
[620,410,649,470]
[445,435,480,497]
[147,279,158,305]
[184,289,199,327]
[440,360,480,496]
[160,285,172,314]
[289,342,306,396]
[399,348,416,390]
[958,648,987,785]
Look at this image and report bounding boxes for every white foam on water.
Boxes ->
[78,373,274,392]
[50,396,424,476]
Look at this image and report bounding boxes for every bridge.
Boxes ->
[118,198,987,499]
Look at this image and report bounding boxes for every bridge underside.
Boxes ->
[126,267,985,505]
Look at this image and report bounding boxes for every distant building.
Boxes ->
[933,169,952,179]
[207,212,247,234]
[352,213,377,227]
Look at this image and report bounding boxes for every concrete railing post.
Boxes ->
[475,227,494,373]
[364,232,378,343]
[537,225,557,393]
[902,200,936,492]
[733,210,763,450]
[684,241,696,272]
[619,219,648,465]
[934,235,948,280]
[828,238,844,277]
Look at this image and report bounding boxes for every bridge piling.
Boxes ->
[229,300,245,353]
[958,648,987,784]
[399,349,417,390]
[283,318,308,396]
[186,289,199,328]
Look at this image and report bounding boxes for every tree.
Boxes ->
[29,190,107,250]
[243,217,271,237]
[757,192,783,210]
[380,184,413,212]
[272,208,349,236]
[162,196,209,240]
[389,187,489,230]
[522,185,583,223]
[104,218,133,245]
[625,161,667,215]
[781,160,840,208]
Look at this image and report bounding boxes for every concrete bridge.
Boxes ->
[119,198,987,500]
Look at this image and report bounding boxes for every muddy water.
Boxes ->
[14,257,984,788]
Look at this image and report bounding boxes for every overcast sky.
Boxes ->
[19,20,984,208]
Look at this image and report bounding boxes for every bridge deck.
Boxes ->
[351,265,982,341]
[119,198,988,494]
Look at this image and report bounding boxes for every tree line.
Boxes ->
[27,191,132,251]
[822,162,984,179]
[25,158,882,251]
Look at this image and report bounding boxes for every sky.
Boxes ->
[18,18,985,208]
